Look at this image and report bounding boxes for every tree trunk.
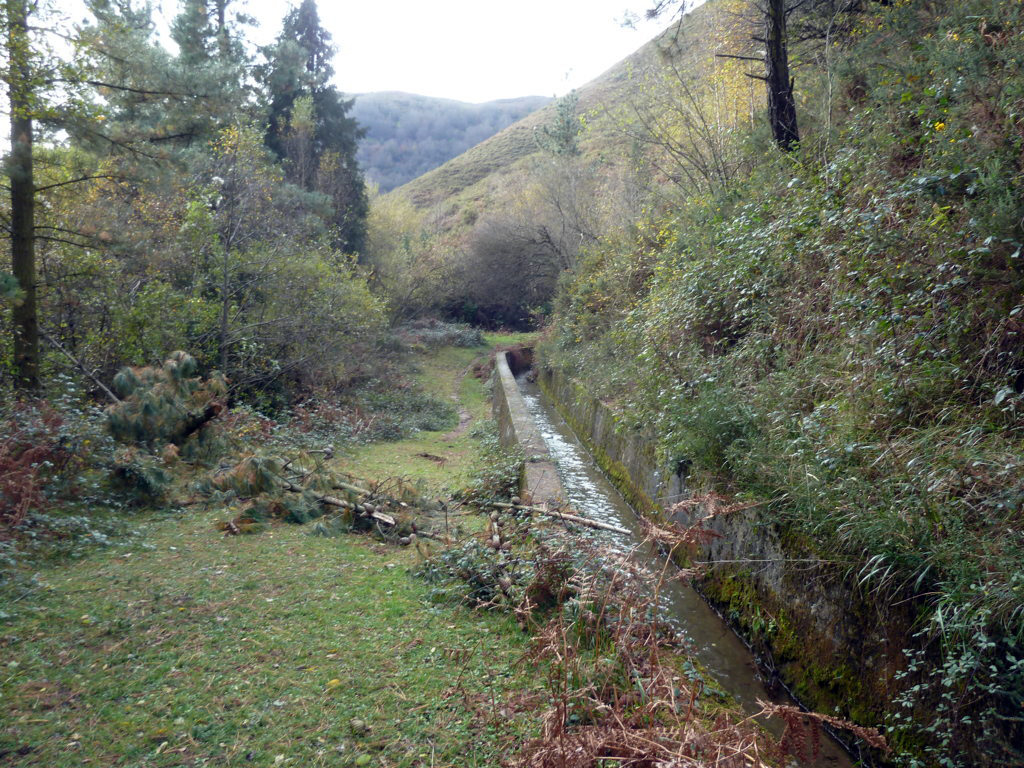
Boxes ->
[764,0,799,151]
[219,248,229,376]
[214,0,230,60]
[7,0,40,392]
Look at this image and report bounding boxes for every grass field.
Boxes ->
[342,333,534,494]
[1,334,539,768]
[1,509,534,767]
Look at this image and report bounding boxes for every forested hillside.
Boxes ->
[351,92,551,191]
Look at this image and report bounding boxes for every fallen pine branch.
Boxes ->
[488,501,630,535]
[277,477,396,527]
[41,328,121,404]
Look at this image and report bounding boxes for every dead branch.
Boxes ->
[488,501,630,535]
[40,329,120,404]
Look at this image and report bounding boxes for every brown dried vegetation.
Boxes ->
[0,404,71,534]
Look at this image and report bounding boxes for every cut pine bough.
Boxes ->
[209,455,446,540]
[486,500,630,535]
[209,455,626,540]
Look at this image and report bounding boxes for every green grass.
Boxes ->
[482,332,536,349]
[0,509,535,767]
[342,336,534,494]
[0,338,547,767]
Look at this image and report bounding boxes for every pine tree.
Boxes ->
[107,350,226,455]
[3,0,156,392]
[534,91,582,157]
[259,0,367,253]
[1,0,232,392]
[170,0,214,67]
[5,0,40,391]
[162,0,251,145]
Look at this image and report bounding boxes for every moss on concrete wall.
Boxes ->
[537,365,918,760]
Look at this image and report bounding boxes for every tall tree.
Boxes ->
[648,0,800,151]
[171,0,249,69]
[259,0,367,253]
[2,0,191,392]
[6,0,39,390]
[760,0,799,150]
[162,0,251,145]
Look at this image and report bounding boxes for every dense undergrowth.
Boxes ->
[0,329,461,590]
[540,0,1024,763]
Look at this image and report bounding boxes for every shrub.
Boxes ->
[394,318,484,349]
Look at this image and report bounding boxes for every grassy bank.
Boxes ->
[538,1,1024,762]
[1,507,533,767]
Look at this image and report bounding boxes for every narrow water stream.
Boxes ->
[517,376,855,768]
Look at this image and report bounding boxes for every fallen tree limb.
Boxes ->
[278,478,396,527]
[287,465,376,499]
[41,329,121,404]
[169,401,225,446]
[488,502,630,535]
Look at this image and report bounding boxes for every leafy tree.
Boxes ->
[647,0,799,150]
[621,0,755,196]
[364,190,449,321]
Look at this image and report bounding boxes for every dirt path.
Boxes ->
[442,365,473,441]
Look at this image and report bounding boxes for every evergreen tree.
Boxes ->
[3,0,164,392]
[171,0,250,69]
[534,90,582,157]
[170,0,214,67]
[259,0,367,253]
[163,0,252,145]
[5,0,40,390]
[1,0,225,392]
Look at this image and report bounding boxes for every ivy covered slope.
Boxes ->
[541,0,1024,763]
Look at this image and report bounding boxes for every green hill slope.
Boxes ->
[387,8,685,223]
[352,92,551,192]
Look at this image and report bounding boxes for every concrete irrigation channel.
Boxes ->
[492,350,856,767]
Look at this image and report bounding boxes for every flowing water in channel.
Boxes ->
[516,376,854,768]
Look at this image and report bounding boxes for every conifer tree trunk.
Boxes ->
[764,0,799,151]
[7,0,40,391]
[220,248,230,377]
[214,0,230,60]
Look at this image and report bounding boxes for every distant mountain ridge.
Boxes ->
[351,92,552,192]
[384,11,683,226]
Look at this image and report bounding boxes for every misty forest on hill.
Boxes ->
[2,1,1024,767]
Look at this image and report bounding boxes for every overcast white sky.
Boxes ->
[147,0,693,103]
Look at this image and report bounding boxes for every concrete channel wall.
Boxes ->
[535,365,917,746]
[490,351,565,507]
[538,368,685,516]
